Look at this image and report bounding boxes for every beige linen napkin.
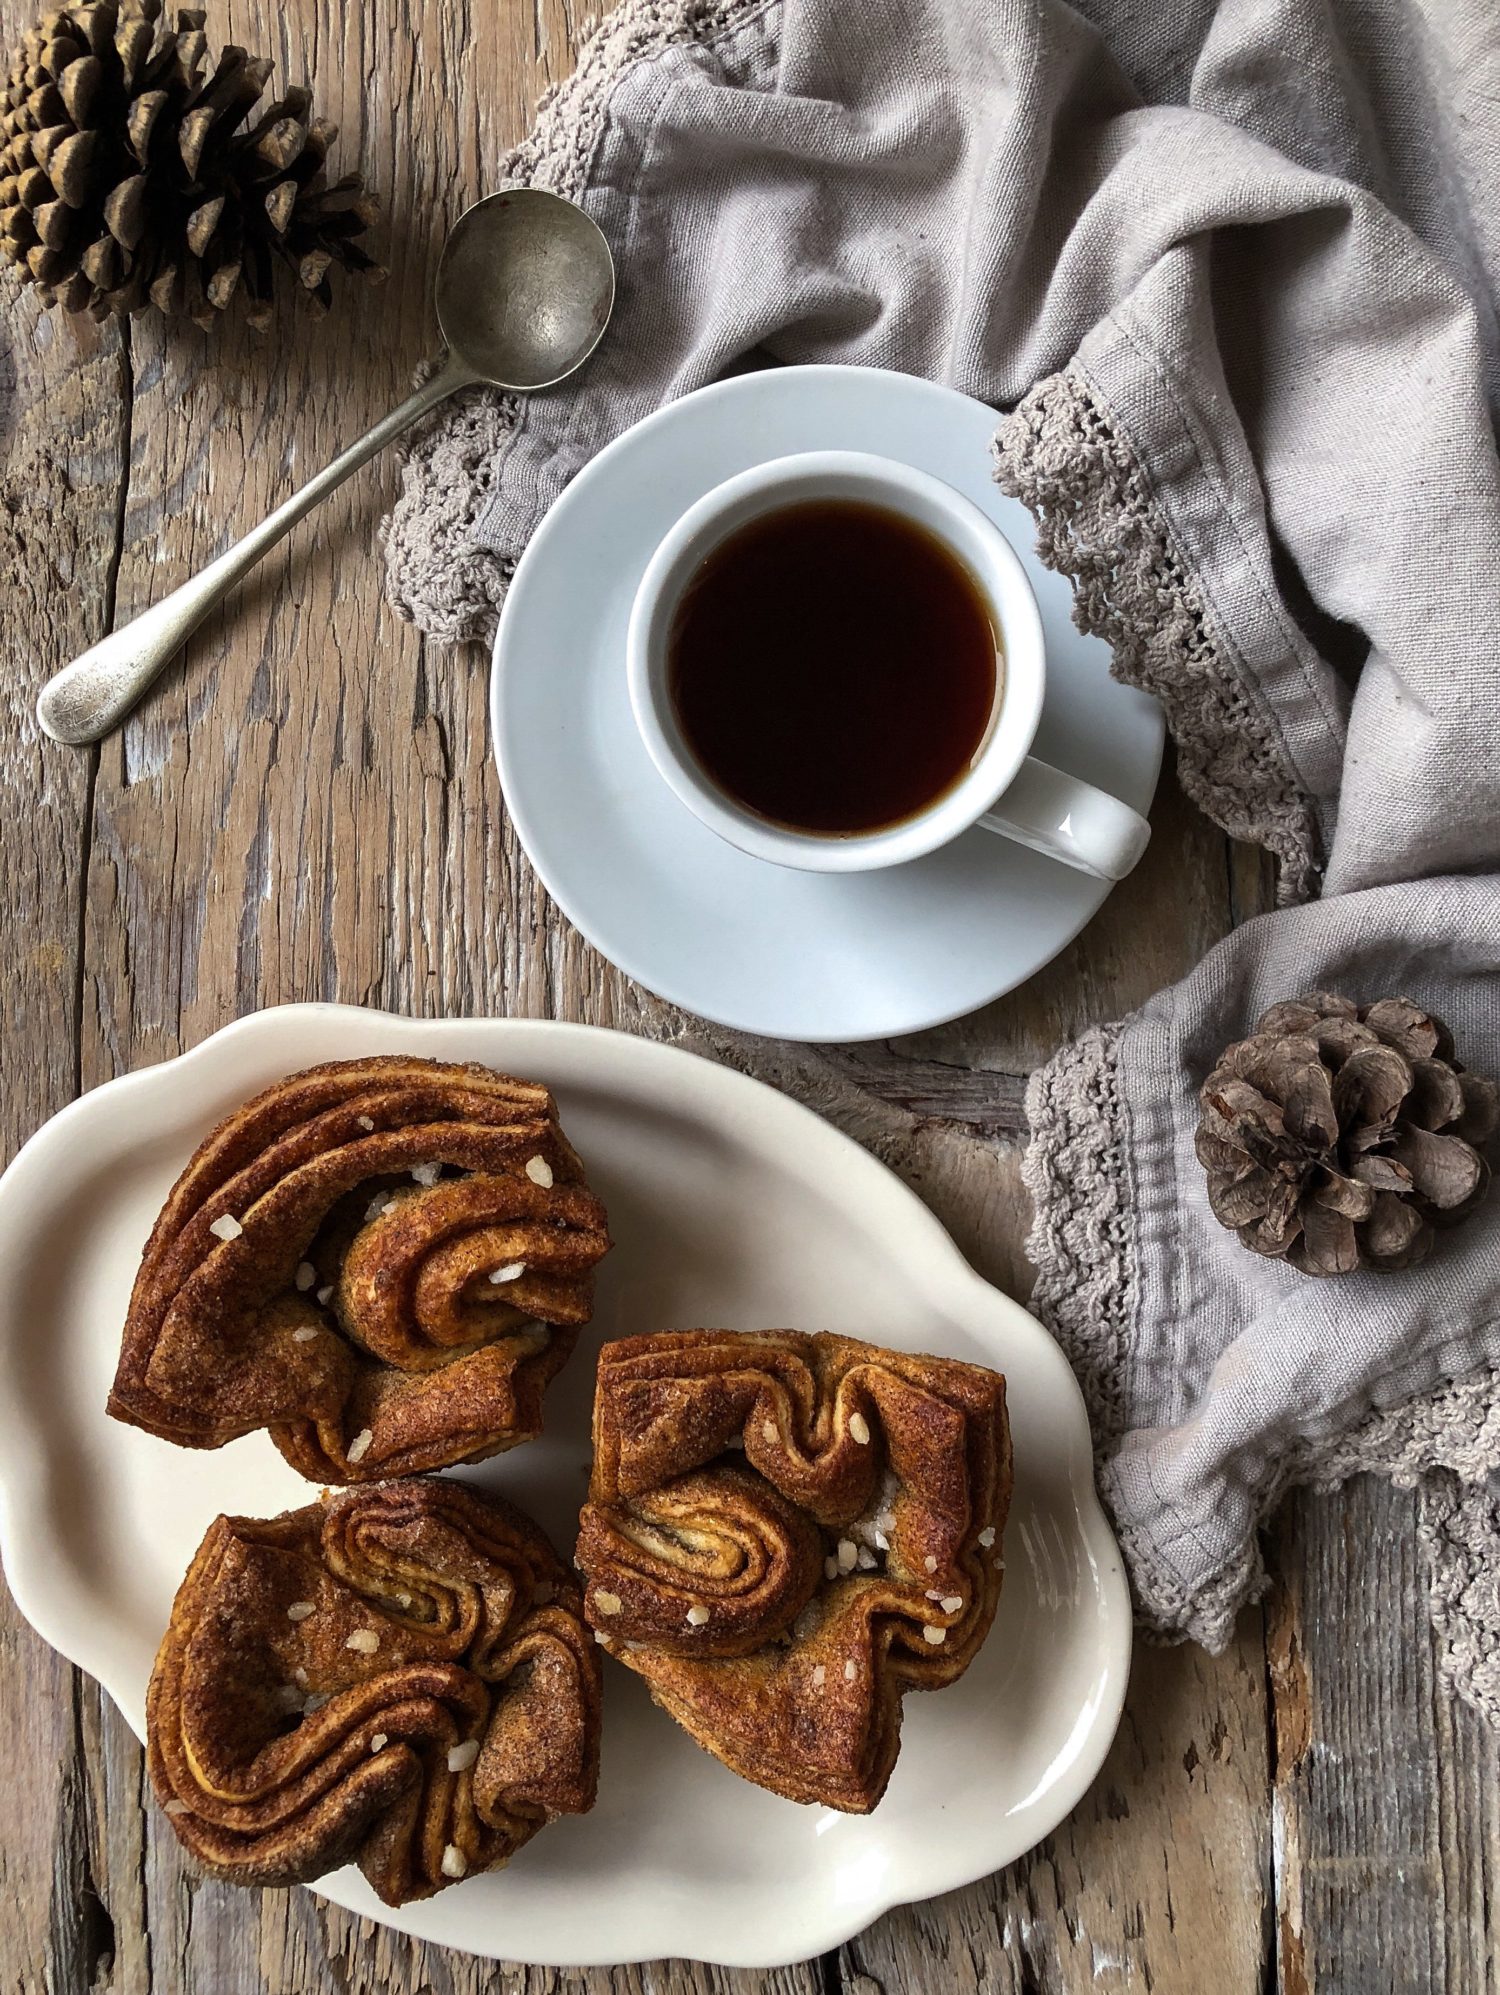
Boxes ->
[382,0,1500,1713]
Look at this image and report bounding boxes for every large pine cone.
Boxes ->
[0,0,381,328]
[1195,993,1498,1277]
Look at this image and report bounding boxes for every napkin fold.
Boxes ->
[383,0,1500,1711]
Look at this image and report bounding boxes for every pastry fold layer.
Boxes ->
[578,1329,1012,1811]
[108,1055,611,1480]
[147,1478,602,1905]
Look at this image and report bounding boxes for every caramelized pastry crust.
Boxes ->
[108,1056,611,1481]
[147,1479,601,1905]
[577,1329,1011,1811]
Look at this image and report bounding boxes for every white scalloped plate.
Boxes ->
[0,1007,1129,1968]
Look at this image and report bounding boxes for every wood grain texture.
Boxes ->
[1266,1479,1500,1995]
[0,233,128,1995]
[843,1631,1272,1994]
[0,0,1484,1990]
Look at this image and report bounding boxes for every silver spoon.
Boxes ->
[35,189,615,746]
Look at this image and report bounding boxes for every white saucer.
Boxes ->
[493,366,1163,1043]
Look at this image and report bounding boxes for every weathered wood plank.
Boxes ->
[1268,1477,1500,1995]
[0,267,130,1994]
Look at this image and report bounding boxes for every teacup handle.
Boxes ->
[976,756,1151,882]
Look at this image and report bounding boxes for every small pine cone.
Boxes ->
[0,0,383,330]
[1195,992,1498,1277]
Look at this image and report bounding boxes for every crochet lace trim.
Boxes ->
[380,0,769,643]
[991,362,1322,901]
[1025,1022,1500,1718]
[1021,1022,1136,1447]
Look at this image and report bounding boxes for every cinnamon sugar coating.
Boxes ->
[147,1478,601,1905]
[108,1056,611,1481]
[577,1329,1011,1811]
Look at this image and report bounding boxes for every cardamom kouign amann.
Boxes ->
[1196,993,1498,1278]
[577,1329,1012,1812]
[108,1055,611,1481]
[147,1479,601,1904]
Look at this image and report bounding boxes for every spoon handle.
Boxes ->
[36,355,478,746]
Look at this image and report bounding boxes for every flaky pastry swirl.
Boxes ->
[147,1479,601,1905]
[108,1055,611,1481]
[577,1329,1011,1812]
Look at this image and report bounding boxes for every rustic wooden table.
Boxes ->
[3,2,1494,1990]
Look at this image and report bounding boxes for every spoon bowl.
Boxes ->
[437,189,616,390]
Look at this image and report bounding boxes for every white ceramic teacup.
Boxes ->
[626,450,1151,880]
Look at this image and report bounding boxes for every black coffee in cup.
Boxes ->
[667,499,1001,836]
